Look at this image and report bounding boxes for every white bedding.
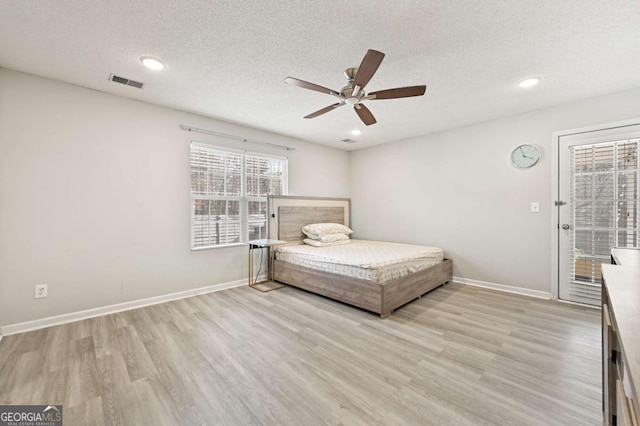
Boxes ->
[275,239,443,284]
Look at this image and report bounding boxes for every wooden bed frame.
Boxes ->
[268,196,453,318]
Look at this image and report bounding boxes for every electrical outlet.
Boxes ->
[35,284,47,299]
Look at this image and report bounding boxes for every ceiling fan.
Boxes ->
[284,49,426,126]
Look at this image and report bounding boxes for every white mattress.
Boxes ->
[275,239,443,284]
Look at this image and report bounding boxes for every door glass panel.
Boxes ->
[570,141,639,295]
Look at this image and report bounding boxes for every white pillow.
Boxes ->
[302,223,353,239]
[303,238,351,247]
[316,233,350,243]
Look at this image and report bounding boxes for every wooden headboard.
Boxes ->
[268,196,351,244]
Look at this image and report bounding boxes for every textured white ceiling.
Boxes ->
[1,0,639,150]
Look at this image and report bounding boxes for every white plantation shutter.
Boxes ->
[569,139,639,301]
[190,143,287,249]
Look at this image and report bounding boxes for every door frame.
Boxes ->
[551,117,640,301]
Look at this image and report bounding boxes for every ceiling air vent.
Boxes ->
[341,138,357,144]
[109,74,145,89]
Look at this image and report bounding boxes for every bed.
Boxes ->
[268,196,453,318]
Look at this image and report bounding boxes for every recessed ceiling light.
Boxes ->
[518,77,540,88]
[351,129,362,136]
[140,56,165,71]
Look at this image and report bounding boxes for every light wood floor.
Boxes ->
[0,283,601,425]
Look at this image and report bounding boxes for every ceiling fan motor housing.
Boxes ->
[342,68,359,98]
[341,85,354,98]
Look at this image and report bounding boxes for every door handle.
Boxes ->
[562,224,570,230]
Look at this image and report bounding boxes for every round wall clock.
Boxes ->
[510,144,540,168]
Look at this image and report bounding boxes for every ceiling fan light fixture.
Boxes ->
[344,97,360,106]
[518,77,540,88]
[140,56,165,71]
[351,129,362,136]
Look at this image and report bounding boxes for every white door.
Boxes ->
[558,124,640,305]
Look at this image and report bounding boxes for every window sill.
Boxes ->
[191,243,247,251]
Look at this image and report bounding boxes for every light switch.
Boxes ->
[531,202,540,213]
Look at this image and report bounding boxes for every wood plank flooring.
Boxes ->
[0,283,601,425]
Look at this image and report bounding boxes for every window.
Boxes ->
[570,139,639,293]
[190,143,288,249]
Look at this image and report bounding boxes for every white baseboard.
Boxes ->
[453,276,552,300]
[0,277,255,337]
[557,298,601,310]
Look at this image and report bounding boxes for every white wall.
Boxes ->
[0,69,350,327]
[350,87,640,293]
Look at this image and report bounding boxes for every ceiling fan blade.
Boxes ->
[354,104,377,126]
[352,49,385,91]
[304,103,344,119]
[284,77,338,96]
[370,85,426,100]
